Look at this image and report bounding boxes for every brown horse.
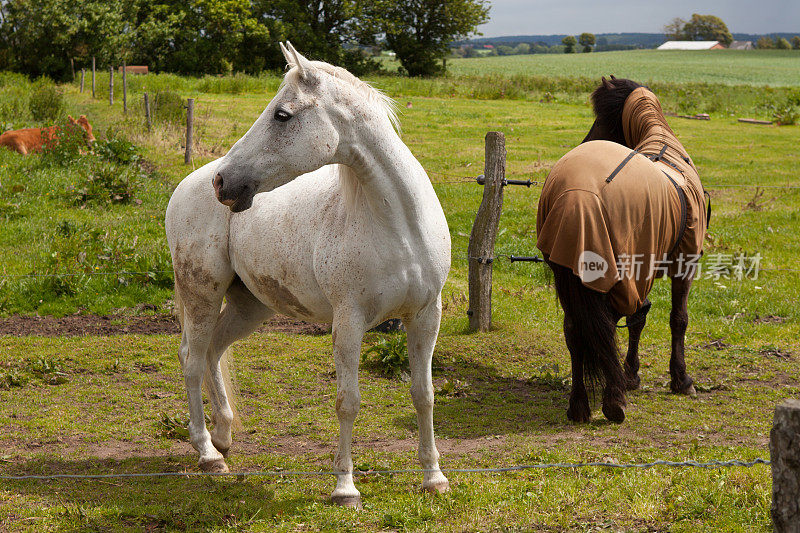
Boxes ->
[537,77,708,423]
[0,115,95,155]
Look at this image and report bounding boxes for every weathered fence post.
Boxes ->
[91,57,96,99]
[109,66,114,105]
[122,62,127,114]
[143,93,152,132]
[467,131,506,332]
[184,98,194,165]
[80,69,85,93]
[771,399,800,532]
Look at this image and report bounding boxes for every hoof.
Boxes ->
[567,402,591,423]
[602,403,626,423]
[198,458,229,473]
[671,377,696,397]
[422,479,450,494]
[331,493,362,509]
[625,374,641,391]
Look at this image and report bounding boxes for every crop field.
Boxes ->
[448,50,800,87]
[1,50,799,531]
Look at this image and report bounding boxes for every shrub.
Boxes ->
[40,122,90,165]
[28,82,65,122]
[94,135,141,165]
[362,334,409,378]
[67,161,142,206]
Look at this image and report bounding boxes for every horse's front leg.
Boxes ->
[623,299,651,390]
[669,275,696,396]
[405,298,449,494]
[330,310,365,508]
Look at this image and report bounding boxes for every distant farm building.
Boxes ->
[729,41,754,50]
[657,41,725,50]
[118,65,149,75]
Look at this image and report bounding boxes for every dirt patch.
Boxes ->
[0,314,329,337]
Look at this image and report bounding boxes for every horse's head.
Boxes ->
[212,42,398,213]
[67,115,96,147]
[581,76,642,147]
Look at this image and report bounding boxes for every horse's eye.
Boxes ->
[274,109,292,122]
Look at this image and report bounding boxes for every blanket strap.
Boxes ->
[606,150,639,183]
[662,170,688,258]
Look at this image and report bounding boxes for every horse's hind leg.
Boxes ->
[330,309,366,508]
[405,298,449,494]
[564,314,591,423]
[669,276,696,396]
[623,299,651,390]
[205,277,274,456]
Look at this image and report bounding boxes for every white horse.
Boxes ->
[164,43,451,507]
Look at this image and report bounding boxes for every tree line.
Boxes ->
[0,0,489,80]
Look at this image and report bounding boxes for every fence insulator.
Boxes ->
[508,255,543,263]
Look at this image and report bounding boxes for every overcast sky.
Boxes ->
[477,0,800,37]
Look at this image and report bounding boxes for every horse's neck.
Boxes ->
[342,128,432,231]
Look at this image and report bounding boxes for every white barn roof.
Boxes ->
[657,41,721,50]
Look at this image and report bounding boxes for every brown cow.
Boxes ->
[0,115,95,155]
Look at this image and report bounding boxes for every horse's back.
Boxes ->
[537,140,683,315]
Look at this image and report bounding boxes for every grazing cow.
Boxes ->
[0,115,95,155]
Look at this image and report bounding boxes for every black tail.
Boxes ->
[587,76,642,147]
[549,262,624,403]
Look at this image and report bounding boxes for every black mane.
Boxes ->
[582,76,643,146]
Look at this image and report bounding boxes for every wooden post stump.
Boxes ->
[109,66,114,105]
[772,399,800,532]
[91,57,96,99]
[184,98,194,165]
[80,69,85,93]
[144,93,152,132]
[122,62,127,114]
[467,131,506,332]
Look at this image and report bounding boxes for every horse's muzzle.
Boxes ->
[213,172,255,212]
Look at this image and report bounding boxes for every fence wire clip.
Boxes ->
[469,256,494,264]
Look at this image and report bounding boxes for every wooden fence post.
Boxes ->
[144,93,152,132]
[122,62,127,114]
[467,131,506,332]
[184,98,194,165]
[91,57,96,99]
[109,66,114,105]
[80,69,85,93]
[771,399,800,531]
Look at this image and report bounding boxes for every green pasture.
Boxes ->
[1,56,799,530]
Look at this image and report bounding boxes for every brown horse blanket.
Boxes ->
[537,87,707,315]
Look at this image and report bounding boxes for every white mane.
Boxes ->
[282,61,400,133]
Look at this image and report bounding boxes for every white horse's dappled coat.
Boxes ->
[165,43,450,506]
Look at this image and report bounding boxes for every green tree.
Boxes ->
[371,0,490,77]
[562,35,577,53]
[514,43,530,54]
[255,0,379,75]
[663,17,687,40]
[579,32,595,53]
[792,36,800,50]
[0,0,128,79]
[757,36,775,49]
[776,37,791,50]
[681,13,733,45]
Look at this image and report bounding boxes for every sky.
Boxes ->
[477,0,800,37]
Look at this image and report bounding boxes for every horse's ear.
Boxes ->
[279,42,293,67]
[286,41,313,80]
[68,115,76,124]
[602,76,614,90]
[610,74,617,80]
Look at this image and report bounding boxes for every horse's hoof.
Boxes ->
[567,403,591,423]
[422,477,450,494]
[212,443,230,457]
[198,458,229,473]
[602,403,626,424]
[671,378,696,397]
[331,493,362,509]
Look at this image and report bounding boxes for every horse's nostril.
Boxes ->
[213,173,223,193]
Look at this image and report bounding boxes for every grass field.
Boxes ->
[1,51,799,531]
